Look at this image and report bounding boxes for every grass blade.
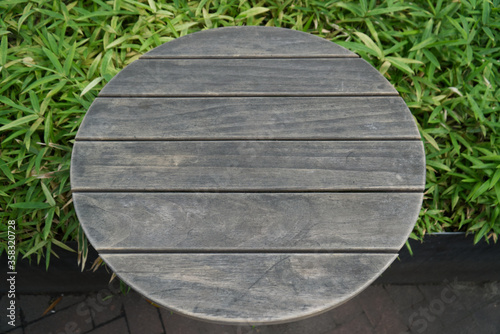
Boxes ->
[236,7,269,20]
[0,114,39,132]
[81,77,103,96]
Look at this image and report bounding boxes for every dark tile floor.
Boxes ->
[2,282,499,334]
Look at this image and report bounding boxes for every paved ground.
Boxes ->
[2,281,499,334]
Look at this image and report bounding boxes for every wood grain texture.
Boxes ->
[141,26,357,58]
[70,26,426,324]
[73,192,422,252]
[101,253,397,324]
[71,141,425,192]
[98,58,398,97]
[77,96,420,140]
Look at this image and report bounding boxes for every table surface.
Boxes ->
[71,26,426,324]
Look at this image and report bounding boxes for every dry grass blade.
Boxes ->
[42,296,63,317]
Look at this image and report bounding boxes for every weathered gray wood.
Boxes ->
[70,26,426,324]
[141,26,357,59]
[98,59,398,97]
[101,253,397,324]
[77,96,419,140]
[71,141,425,192]
[73,192,422,252]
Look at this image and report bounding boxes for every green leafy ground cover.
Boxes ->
[1,0,499,270]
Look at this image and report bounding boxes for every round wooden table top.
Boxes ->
[71,26,425,324]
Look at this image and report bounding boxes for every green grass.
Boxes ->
[1,0,499,270]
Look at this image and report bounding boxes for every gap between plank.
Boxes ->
[97,92,401,98]
[75,138,423,142]
[97,249,398,254]
[95,95,398,99]
[139,55,361,59]
[72,189,425,193]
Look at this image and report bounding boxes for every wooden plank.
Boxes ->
[77,97,419,140]
[98,59,398,97]
[71,141,425,191]
[101,253,397,324]
[141,26,357,58]
[73,192,422,252]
